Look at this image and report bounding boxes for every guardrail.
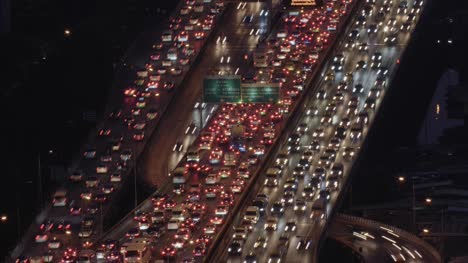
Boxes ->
[204,2,362,262]
[335,213,442,262]
[315,0,435,262]
[94,3,233,244]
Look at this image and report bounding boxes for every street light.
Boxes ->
[396,175,416,231]
[422,228,429,234]
[0,215,7,222]
[64,29,72,37]
[425,198,432,204]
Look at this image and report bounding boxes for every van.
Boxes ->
[244,206,260,223]
[223,152,237,167]
[124,242,151,263]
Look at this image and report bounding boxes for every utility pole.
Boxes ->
[133,148,138,209]
[412,179,416,231]
[37,153,43,209]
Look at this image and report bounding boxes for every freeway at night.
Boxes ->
[11,0,432,262]
[12,0,228,261]
[215,0,427,262]
[329,214,441,263]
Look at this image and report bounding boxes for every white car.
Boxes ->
[167,219,180,231]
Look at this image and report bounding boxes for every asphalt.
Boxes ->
[218,0,427,262]
[329,213,440,263]
[12,0,228,260]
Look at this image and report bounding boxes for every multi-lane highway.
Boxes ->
[12,0,227,261]
[88,1,354,262]
[216,0,427,262]
[329,214,441,263]
[11,0,432,262]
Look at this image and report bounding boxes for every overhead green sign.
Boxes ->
[203,75,241,103]
[241,83,280,103]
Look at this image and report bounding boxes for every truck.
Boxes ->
[231,124,245,139]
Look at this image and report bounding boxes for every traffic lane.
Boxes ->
[330,223,426,263]
[141,3,248,188]
[224,2,423,262]
[221,12,382,263]
[291,10,422,263]
[219,35,354,260]
[17,1,225,260]
[103,6,270,260]
[221,43,354,259]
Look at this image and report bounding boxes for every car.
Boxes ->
[367,24,378,35]
[204,223,217,235]
[296,123,308,134]
[232,227,248,240]
[284,221,297,232]
[319,190,331,200]
[353,84,365,94]
[161,246,176,259]
[268,252,282,263]
[384,33,398,46]
[302,184,316,200]
[167,219,180,231]
[356,60,367,70]
[264,217,278,231]
[47,237,61,249]
[296,238,312,250]
[193,243,206,257]
[294,199,307,212]
[278,234,290,247]
[270,202,284,216]
[70,170,84,182]
[35,231,49,243]
[281,191,295,205]
[173,141,183,152]
[52,190,67,207]
[228,240,243,255]
[110,172,122,183]
[343,147,356,160]
[244,252,258,263]
[254,236,268,249]
[284,177,298,192]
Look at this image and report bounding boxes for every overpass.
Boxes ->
[329,213,441,263]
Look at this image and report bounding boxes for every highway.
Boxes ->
[329,213,441,263]
[12,0,228,261]
[89,1,353,262]
[216,0,428,262]
[12,0,432,262]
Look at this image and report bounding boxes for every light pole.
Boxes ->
[133,147,138,209]
[396,175,416,231]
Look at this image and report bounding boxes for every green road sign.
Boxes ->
[241,83,280,103]
[203,75,241,103]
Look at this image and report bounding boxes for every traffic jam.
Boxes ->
[20,0,226,262]
[220,0,425,262]
[92,0,357,262]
